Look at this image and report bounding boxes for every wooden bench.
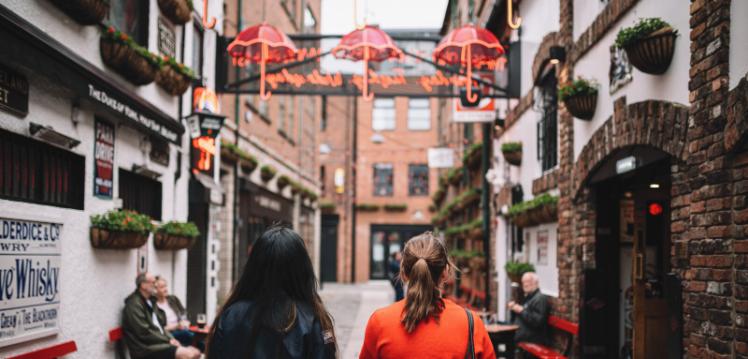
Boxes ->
[7,341,77,359]
[517,315,578,359]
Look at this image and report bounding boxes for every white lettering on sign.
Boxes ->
[0,218,61,348]
[257,196,282,212]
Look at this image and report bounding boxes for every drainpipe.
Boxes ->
[481,123,491,311]
[232,0,242,284]
[351,97,358,283]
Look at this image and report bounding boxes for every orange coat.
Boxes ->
[360,299,496,359]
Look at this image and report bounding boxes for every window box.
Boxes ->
[501,142,522,166]
[154,221,200,250]
[505,261,535,283]
[559,78,598,121]
[320,202,336,213]
[383,204,407,212]
[90,210,154,249]
[157,0,193,25]
[356,203,380,212]
[615,18,678,75]
[100,26,160,86]
[507,194,558,228]
[156,56,195,96]
[260,165,277,182]
[50,0,110,25]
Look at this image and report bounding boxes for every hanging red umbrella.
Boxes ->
[332,25,403,100]
[227,23,297,100]
[433,24,504,103]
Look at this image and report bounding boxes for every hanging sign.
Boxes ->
[452,73,496,123]
[0,63,29,118]
[94,119,115,198]
[191,137,216,173]
[0,217,62,348]
[428,148,454,168]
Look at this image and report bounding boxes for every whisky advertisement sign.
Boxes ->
[0,218,62,347]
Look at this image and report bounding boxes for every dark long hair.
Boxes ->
[206,226,335,355]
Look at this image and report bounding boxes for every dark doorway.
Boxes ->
[320,215,339,282]
[186,177,209,322]
[370,224,431,280]
[581,148,681,359]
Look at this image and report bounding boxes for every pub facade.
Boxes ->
[0,0,223,357]
[489,0,748,357]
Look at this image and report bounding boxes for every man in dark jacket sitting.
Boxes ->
[508,272,550,348]
[123,272,201,359]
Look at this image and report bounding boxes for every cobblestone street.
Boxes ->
[320,281,394,358]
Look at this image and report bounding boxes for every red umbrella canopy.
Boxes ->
[227,23,297,63]
[433,24,504,65]
[332,25,403,62]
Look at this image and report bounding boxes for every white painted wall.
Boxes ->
[0,0,224,356]
[518,0,560,95]
[573,0,610,41]
[519,223,559,297]
[572,0,690,161]
[730,0,748,89]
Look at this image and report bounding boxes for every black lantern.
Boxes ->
[549,45,566,64]
[185,111,226,139]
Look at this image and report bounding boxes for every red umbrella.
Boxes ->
[227,23,297,100]
[433,24,504,103]
[332,25,403,100]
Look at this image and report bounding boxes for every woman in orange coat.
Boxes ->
[360,232,495,359]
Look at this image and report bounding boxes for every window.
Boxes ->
[109,0,149,46]
[407,99,431,130]
[279,97,287,132]
[320,166,326,194]
[372,99,396,131]
[119,169,162,220]
[373,163,393,196]
[408,164,429,196]
[0,129,84,209]
[321,96,327,131]
[303,6,317,33]
[192,24,204,79]
[537,71,558,171]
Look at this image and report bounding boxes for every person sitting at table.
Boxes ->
[154,276,194,348]
[123,272,201,359]
[507,272,550,348]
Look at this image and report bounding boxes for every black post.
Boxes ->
[481,123,491,311]
[350,97,358,282]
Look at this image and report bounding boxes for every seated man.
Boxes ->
[123,272,201,359]
[508,272,550,347]
[154,276,194,348]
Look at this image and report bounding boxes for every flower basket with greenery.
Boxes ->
[90,209,153,249]
[384,204,407,212]
[615,18,678,75]
[302,188,318,202]
[220,140,239,162]
[463,142,483,169]
[428,204,437,213]
[49,0,110,25]
[157,0,193,25]
[156,55,196,96]
[559,78,598,120]
[221,140,258,172]
[501,142,522,166]
[508,193,559,227]
[277,175,291,190]
[154,221,200,250]
[356,203,380,212]
[505,261,535,283]
[260,165,277,182]
[100,25,161,85]
[320,201,336,213]
[290,181,303,195]
[446,167,463,186]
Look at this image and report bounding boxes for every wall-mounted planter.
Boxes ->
[464,143,483,170]
[49,0,109,25]
[615,18,678,75]
[157,0,193,25]
[240,158,257,173]
[447,167,463,186]
[277,175,291,190]
[156,64,192,96]
[90,228,149,249]
[564,92,598,120]
[100,33,159,86]
[320,202,336,213]
[260,165,277,182]
[154,233,196,250]
[501,142,522,166]
[384,204,408,212]
[508,194,558,228]
[356,203,380,212]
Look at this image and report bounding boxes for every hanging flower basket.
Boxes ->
[464,143,483,170]
[505,261,535,283]
[508,194,558,228]
[90,210,154,249]
[154,233,197,250]
[290,181,303,195]
[155,58,194,96]
[615,19,678,75]
[100,27,160,86]
[90,228,149,249]
[501,142,522,166]
[241,158,257,173]
[49,0,110,25]
[277,175,291,190]
[447,167,463,186]
[157,0,193,25]
[260,165,277,182]
[220,140,240,162]
[559,78,598,121]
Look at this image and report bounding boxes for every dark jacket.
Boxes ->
[122,290,175,359]
[513,289,550,345]
[208,300,335,359]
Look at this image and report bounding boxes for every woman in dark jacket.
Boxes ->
[207,226,337,359]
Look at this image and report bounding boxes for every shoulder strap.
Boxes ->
[464,308,475,359]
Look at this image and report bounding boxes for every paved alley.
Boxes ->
[320,281,394,358]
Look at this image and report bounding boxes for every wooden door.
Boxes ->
[632,229,668,358]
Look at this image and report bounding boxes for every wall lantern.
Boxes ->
[549,46,565,64]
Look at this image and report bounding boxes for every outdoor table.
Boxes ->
[485,324,518,358]
[188,325,210,348]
